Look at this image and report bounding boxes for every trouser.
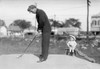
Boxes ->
[41,32,51,60]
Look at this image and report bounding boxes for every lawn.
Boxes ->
[0,36,100,64]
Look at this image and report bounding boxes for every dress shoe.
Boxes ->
[37,57,46,63]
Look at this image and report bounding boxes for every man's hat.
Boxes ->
[27,3,37,11]
[69,35,76,40]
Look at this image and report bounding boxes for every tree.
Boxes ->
[0,19,6,26]
[64,18,81,28]
[49,19,63,27]
[13,19,32,29]
[73,22,81,28]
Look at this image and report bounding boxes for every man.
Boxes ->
[27,4,51,62]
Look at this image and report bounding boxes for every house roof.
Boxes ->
[92,13,100,18]
[8,26,22,32]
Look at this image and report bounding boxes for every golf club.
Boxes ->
[17,34,38,58]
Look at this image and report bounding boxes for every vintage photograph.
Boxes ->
[0,0,100,69]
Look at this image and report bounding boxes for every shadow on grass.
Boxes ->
[0,37,100,64]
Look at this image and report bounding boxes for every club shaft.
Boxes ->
[17,35,37,58]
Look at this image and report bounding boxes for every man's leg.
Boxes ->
[42,32,51,60]
[69,50,73,56]
[38,32,51,62]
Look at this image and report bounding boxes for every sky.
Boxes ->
[0,0,100,31]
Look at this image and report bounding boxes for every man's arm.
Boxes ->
[37,12,45,31]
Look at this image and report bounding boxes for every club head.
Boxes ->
[17,54,23,59]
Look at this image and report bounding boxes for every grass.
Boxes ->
[0,36,100,64]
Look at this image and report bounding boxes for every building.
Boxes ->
[0,26,7,37]
[23,26,37,35]
[52,27,79,36]
[91,13,100,35]
[8,25,24,37]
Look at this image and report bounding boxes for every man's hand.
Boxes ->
[36,30,42,37]
[37,30,42,34]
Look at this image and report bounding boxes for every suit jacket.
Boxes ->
[36,9,51,33]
